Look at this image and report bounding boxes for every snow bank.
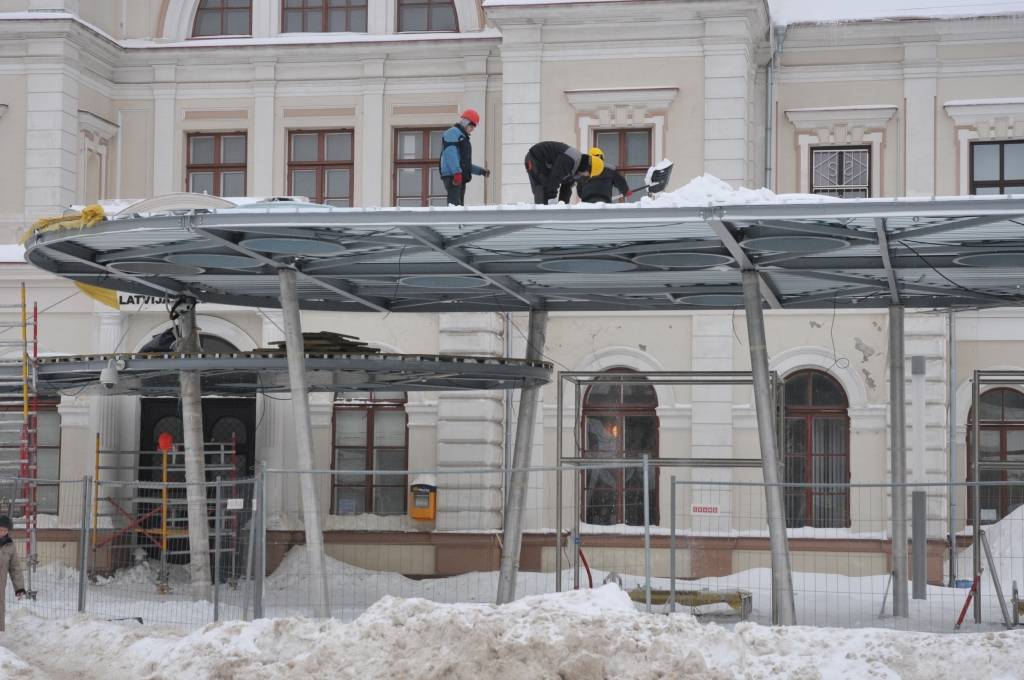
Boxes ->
[4,585,1024,679]
[641,173,841,208]
[957,504,1024,593]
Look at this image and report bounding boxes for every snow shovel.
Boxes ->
[615,160,674,199]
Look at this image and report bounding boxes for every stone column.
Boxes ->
[462,54,489,206]
[689,313,734,534]
[497,25,541,204]
[251,67,277,197]
[903,44,937,197]
[359,60,386,207]
[24,40,80,223]
[703,24,753,187]
[151,69,177,196]
[435,313,505,530]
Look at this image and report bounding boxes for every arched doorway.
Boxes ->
[783,369,850,528]
[580,369,659,526]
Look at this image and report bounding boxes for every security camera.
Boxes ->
[99,362,119,389]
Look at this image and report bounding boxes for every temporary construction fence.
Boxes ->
[3,469,1024,634]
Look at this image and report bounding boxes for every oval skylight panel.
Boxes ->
[740,236,850,253]
[399,275,490,289]
[633,252,734,268]
[539,258,638,273]
[238,237,347,256]
[108,261,205,276]
[166,254,264,269]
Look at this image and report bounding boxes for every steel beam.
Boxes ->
[875,218,900,304]
[709,218,783,309]
[496,309,548,604]
[889,305,909,617]
[278,268,330,618]
[741,269,796,624]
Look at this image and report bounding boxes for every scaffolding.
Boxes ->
[91,435,242,590]
[0,282,38,594]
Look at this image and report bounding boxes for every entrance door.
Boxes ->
[139,398,256,481]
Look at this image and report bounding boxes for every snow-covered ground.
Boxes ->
[3,585,1024,679]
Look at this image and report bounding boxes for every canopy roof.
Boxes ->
[0,351,551,397]
[22,195,1024,312]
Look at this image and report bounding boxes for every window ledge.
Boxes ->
[785,105,897,130]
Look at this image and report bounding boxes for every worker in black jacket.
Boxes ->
[577,148,633,203]
[524,142,604,204]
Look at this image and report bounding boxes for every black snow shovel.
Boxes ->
[615,160,674,199]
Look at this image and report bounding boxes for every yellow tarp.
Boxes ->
[74,282,120,310]
[19,204,106,244]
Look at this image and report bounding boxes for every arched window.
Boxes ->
[581,370,659,526]
[192,0,252,38]
[397,0,458,33]
[784,369,850,528]
[967,387,1024,524]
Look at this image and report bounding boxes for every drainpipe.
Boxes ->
[765,24,786,190]
[504,312,514,506]
[947,310,957,586]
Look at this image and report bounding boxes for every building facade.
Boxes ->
[1,0,1023,577]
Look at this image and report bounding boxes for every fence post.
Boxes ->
[78,475,92,614]
[670,475,676,614]
[214,476,223,623]
[912,490,927,600]
[255,465,265,619]
[642,455,652,613]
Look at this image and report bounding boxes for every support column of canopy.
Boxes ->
[496,309,548,604]
[176,302,212,600]
[890,305,909,618]
[741,270,796,625]
[278,267,330,618]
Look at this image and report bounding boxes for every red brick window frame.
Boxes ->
[186,132,247,197]
[281,0,368,33]
[287,129,355,206]
[393,127,446,207]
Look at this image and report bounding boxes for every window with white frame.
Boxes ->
[192,0,252,37]
[810,146,871,198]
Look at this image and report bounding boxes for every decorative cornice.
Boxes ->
[944,98,1024,139]
[785,105,898,131]
[565,87,680,114]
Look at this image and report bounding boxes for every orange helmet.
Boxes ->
[460,109,480,126]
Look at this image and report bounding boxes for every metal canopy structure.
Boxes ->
[0,352,551,397]
[21,196,1024,313]
[23,194,1024,622]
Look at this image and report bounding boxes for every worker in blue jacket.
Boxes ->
[438,109,490,206]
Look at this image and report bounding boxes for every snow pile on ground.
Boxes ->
[4,585,1024,679]
[957,504,1024,592]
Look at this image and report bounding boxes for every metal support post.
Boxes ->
[572,381,581,591]
[972,371,982,623]
[496,309,548,604]
[177,303,212,601]
[555,374,564,592]
[77,475,92,614]
[669,476,676,614]
[741,270,796,625]
[947,311,957,587]
[912,490,926,600]
[277,268,329,618]
[255,463,266,619]
[642,455,652,613]
[214,476,223,622]
[889,305,909,617]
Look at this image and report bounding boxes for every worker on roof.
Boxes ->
[524,142,604,205]
[577,148,633,204]
[438,108,490,207]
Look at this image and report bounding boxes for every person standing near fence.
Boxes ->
[0,515,26,632]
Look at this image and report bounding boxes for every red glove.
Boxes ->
[625,191,633,198]
[453,173,463,186]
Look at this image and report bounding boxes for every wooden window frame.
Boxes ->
[185,131,248,197]
[783,369,851,528]
[580,371,660,526]
[331,394,409,516]
[281,0,368,33]
[287,129,355,206]
[397,0,459,33]
[970,140,1024,195]
[967,387,1024,524]
[392,127,446,207]
[809,145,871,198]
[191,0,253,38]
[592,127,653,202]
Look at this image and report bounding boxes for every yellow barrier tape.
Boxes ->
[19,203,106,244]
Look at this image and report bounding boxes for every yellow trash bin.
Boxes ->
[409,474,437,521]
